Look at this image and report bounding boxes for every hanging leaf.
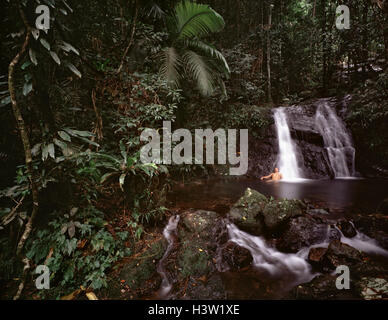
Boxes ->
[70,207,78,216]
[21,61,31,70]
[31,143,42,156]
[68,221,75,238]
[47,143,55,159]
[59,41,79,55]
[40,38,51,51]
[119,173,126,191]
[53,138,68,155]
[42,144,49,161]
[29,48,38,66]
[31,28,40,40]
[0,96,11,107]
[50,51,61,65]
[23,82,33,96]
[62,0,73,13]
[64,128,93,137]
[58,130,71,142]
[66,62,82,78]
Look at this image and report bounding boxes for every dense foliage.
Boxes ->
[0,0,387,299]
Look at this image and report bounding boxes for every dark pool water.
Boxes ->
[168,177,388,217]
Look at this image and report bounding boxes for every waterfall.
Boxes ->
[227,224,315,285]
[273,108,302,180]
[315,102,356,178]
[157,215,180,298]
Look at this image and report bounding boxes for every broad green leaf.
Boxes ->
[58,130,71,142]
[174,1,225,40]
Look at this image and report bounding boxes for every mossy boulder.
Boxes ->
[176,210,221,278]
[262,199,304,230]
[180,210,219,240]
[119,237,167,290]
[278,215,341,252]
[228,188,268,235]
[178,239,214,277]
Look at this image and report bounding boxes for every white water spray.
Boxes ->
[227,224,314,284]
[157,215,180,298]
[315,102,356,178]
[274,108,302,180]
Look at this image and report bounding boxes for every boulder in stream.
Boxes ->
[278,215,340,253]
[354,214,388,250]
[218,241,253,271]
[228,188,268,236]
[262,199,304,230]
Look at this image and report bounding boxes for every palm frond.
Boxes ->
[174,1,225,40]
[185,39,230,76]
[159,47,181,88]
[183,50,215,96]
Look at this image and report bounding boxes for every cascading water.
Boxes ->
[273,108,302,180]
[315,102,356,178]
[157,215,180,298]
[227,224,315,286]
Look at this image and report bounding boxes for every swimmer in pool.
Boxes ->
[260,168,283,181]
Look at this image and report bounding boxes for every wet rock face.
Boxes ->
[172,210,228,299]
[354,214,388,249]
[262,199,304,230]
[308,247,328,266]
[119,237,167,291]
[218,242,253,271]
[323,240,364,270]
[247,96,353,179]
[337,220,357,238]
[278,216,341,253]
[228,188,268,236]
[292,274,358,300]
[228,188,307,235]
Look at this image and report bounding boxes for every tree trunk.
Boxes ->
[116,0,139,74]
[9,3,39,257]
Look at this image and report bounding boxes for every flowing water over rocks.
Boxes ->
[157,215,180,298]
[273,108,302,180]
[250,96,357,179]
[315,102,356,177]
[153,187,388,299]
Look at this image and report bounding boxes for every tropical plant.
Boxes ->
[159,0,230,96]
